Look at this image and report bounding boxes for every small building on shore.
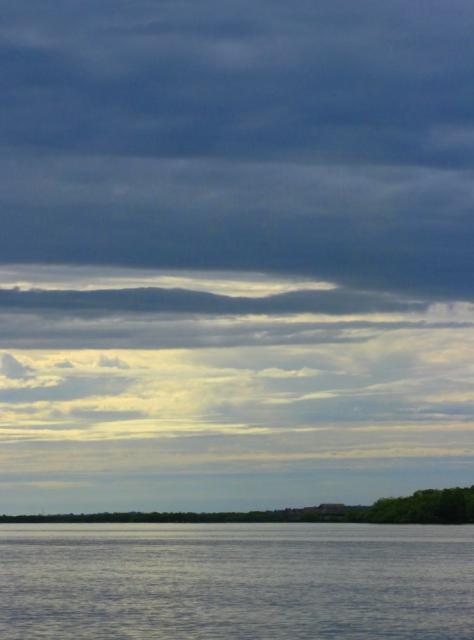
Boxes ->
[318,503,346,520]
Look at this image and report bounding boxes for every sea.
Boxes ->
[0,523,473,639]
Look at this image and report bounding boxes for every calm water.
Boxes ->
[0,523,473,639]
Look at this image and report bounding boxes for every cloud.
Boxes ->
[0,157,473,301]
[0,353,33,379]
[0,306,471,351]
[0,2,473,302]
[55,359,75,368]
[97,355,130,369]
[68,408,143,422]
[1,0,474,167]
[0,374,131,403]
[0,280,442,352]
[0,285,427,316]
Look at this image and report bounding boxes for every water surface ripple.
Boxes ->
[0,523,473,639]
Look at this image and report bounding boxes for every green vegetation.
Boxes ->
[350,486,474,524]
[0,510,289,524]
[1,487,474,524]
[0,506,357,524]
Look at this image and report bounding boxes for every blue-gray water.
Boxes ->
[0,523,473,639]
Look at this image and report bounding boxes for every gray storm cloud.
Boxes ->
[0,0,473,301]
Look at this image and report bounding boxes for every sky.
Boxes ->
[1,0,474,513]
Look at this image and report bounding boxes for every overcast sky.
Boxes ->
[1,1,474,513]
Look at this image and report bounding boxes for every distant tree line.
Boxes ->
[349,486,474,524]
[0,507,359,524]
[2,487,474,524]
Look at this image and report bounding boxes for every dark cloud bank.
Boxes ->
[1,0,473,302]
[0,285,437,349]
[0,286,426,316]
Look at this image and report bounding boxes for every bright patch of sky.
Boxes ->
[0,265,336,297]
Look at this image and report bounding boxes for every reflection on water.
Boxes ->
[0,523,473,639]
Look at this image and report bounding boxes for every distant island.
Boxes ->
[1,486,473,524]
